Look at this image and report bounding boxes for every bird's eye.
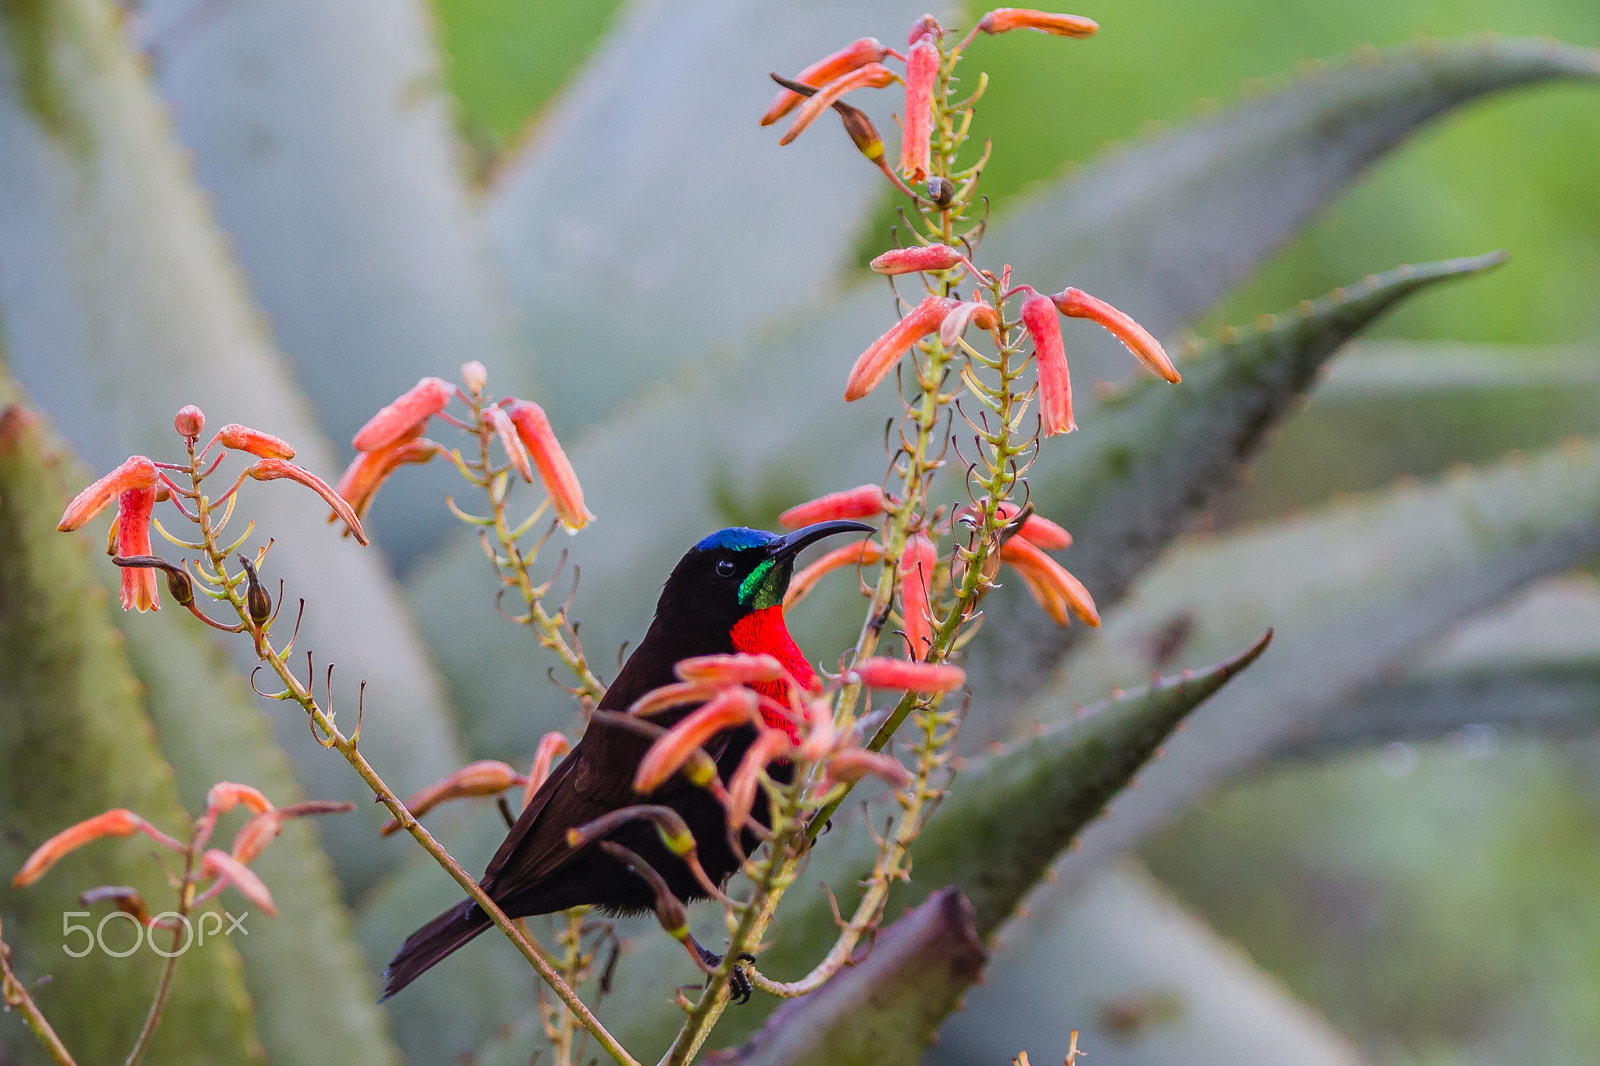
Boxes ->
[716,559,736,578]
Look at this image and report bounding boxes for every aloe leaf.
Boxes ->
[1271,575,1600,758]
[1225,340,1600,524]
[139,0,527,561]
[970,253,1506,708]
[931,865,1369,1066]
[593,635,1268,1058]
[704,888,988,1066]
[1032,436,1600,893]
[0,404,262,1066]
[0,0,468,892]
[480,0,929,431]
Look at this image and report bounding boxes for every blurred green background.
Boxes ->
[428,3,1600,1065]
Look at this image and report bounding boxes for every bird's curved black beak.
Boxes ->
[766,519,875,562]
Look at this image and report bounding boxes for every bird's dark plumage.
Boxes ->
[382,520,872,1000]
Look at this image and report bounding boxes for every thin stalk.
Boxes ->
[122,849,197,1066]
[1,936,77,1066]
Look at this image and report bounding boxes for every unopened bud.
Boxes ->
[173,405,205,439]
[166,567,194,607]
[832,101,885,162]
[461,360,488,395]
[870,244,964,276]
[239,556,272,627]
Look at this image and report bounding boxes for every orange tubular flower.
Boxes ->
[230,800,351,864]
[629,680,722,718]
[13,809,182,888]
[506,401,594,533]
[351,376,454,452]
[57,455,158,532]
[215,423,295,460]
[247,458,368,545]
[777,62,896,147]
[381,760,523,836]
[939,299,1000,347]
[869,244,963,276]
[898,534,939,660]
[823,748,914,791]
[523,732,573,808]
[761,36,891,125]
[978,8,1099,38]
[899,30,939,181]
[206,782,274,816]
[999,536,1100,627]
[201,849,278,917]
[334,433,436,523]
[1052,287,1181,383]
[845,296,959,401]
[848,656,966,694]
[967,500,1072,549]
[486,406,534,482]
[675,653,790,688]
[1021,289,1076,435]
[115,485,161,611]
[726,727,793,832]
[779,484,890,528]
[634,689,761,793]
[785,539,886,609]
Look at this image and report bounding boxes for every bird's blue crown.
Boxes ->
[693,526,774,553]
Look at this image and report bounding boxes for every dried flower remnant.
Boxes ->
[760,37,892,125]
[1052,286,1181,383]
[506,400,594,533]
[845,296,959,401]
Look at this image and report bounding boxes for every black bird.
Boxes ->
[382,520,873,1000]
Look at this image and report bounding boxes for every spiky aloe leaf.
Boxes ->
[971,253,1506,708]
[1271,574,1600,758]
[0,0,468,892]
[932,865,1368,1066]
[139,0,526,562]
[1035,436,1600,893]
[704,888,987,1066]
[481,0,928,434]
[0,376,403,1064]
[0,405,262,1066]
[589,635,1269,1058]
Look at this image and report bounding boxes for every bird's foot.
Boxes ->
[692,939,756,1005]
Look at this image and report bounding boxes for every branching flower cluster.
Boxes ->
[6,9,1182,1066]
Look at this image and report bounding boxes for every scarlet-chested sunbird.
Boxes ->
[382,520,874,1000]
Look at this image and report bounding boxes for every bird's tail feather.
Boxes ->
[381,899,490,1000]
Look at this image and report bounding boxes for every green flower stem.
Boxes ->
[1,931,79,1066]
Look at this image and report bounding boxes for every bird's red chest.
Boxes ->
[729,606,816,741]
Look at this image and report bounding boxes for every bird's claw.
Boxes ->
[693,941,756,1005]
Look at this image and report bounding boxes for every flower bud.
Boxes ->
[524,732,573,809]
[173,404,205,439]
[206,782,274,816]
[785,539,886,609]
[1021,290,1075,435]
[760,37,891,125]
[1052,287,1181,383]
[381,761,524,836]
[897,534,939,660]
[845,296,959,401]
[832,101,885,162]
[461,360,488,395]
[823,748,914,790]
[779,484,890,528]
[486,405,534,483]
[216,423,295,460]
[675,653,790,688]
[13,810,182,888]
[506,400,594,533]
[848,656,966,694]
[247,458,368,545]
[899,36,939,181]
[634,690,761,793]
[869,244,964,276]
[352,377,454,452]
[977,8,1098,38]
[777,63,896,147]
[238,556,272,627]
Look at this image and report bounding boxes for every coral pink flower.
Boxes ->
[115,486,160,611]
[201,849,278,917]
[634,689,762,793]
[726,727,793,831]
[785,539,886,609]
[938,299,1000,347]
[523,732,573,808]
[57,455,157,533]
[823,748,913,791]
[13,809,182,888]
[334,433,436,523]
[351,376,453,452]
[963,500,1072,549]
[381,760,524,836]
[230,800,350,864]
[761,37,892,125]
[506,401,594,533]
[777,63,897,147]
[999,536,1099,626]
[675,653,790,688]
[869,244,963,276]
[1052,287,1181,383]
[848,656,966,694]
[779,484,890,528]
[899,31,939,181]
[205,782,274,816]
[977,8,1098,37]
[460,360,488,395]
[485,405,534,483]
[1021,289,1075,435]
[173,404,205,439]
[845,296,959,401]
[215,423,295,460]
[898,534,939,659]
[247,458,368,545]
